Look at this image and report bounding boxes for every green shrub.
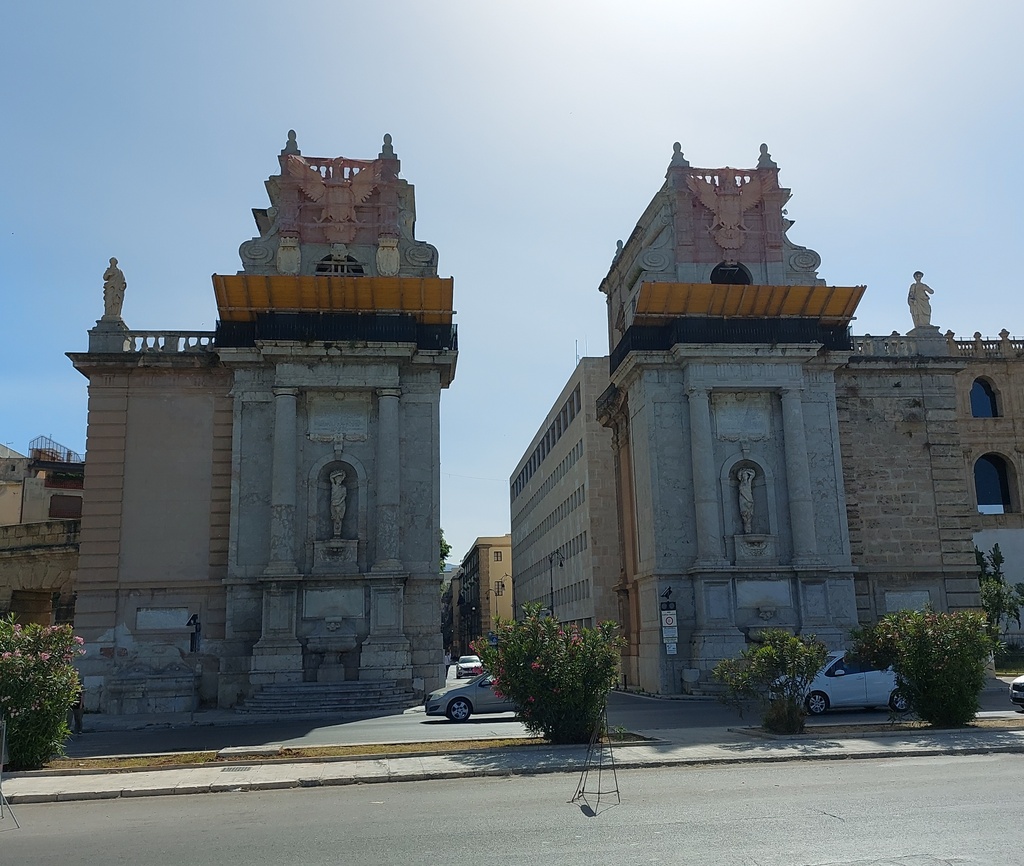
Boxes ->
[977,544,1024,638]
[852,609,993,728]
[0,615,85,770]
[472,603,623,744]
[712,629,828,734]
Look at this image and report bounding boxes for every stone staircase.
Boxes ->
[237,681,416,716]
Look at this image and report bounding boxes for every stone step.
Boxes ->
[237,681,416,715]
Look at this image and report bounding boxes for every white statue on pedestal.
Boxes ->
[737,467,756,534]
[907,271,934,329]
[102,257,127,320]
[330,469,348,538]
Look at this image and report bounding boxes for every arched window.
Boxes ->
[315,255,364,276]
[710,262,752,285]
[975,453,1014,514]
[970,378,999,418]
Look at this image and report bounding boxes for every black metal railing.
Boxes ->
[609,317,853,374]
[216,313,457,351]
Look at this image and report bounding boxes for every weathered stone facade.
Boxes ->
[69,133,456,714]
[595,144,982,695]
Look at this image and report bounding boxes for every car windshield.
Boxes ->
[458,656,480,664]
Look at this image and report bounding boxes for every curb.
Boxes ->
[9,740,1024,804]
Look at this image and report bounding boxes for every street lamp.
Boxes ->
[547,551,564,621]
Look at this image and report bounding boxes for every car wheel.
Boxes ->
[889,690,909,713]
[805,691,829,715]
[446,697,472,722]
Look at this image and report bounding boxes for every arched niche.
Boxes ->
[305,451,369,569]
[720,454,778,539]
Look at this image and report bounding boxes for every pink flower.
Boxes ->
[527,696,535,703]
[530,662,541,670]
[39,652,50,661]
[73,636,85,645]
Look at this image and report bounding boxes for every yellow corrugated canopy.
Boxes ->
[212,274,455,325]
[634,282,865,325]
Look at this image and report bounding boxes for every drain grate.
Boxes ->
[221,766,253,772]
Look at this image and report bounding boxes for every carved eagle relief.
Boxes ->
[285,154,379,225]
[686,171,765,250]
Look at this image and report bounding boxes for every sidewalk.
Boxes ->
[5,722,1024,805]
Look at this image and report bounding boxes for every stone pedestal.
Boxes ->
[88,319,129,353]
[359,575,411,682]
[250,577,303,685]
[908,325,950,357]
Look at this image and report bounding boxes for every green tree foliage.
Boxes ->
[712,629,828,734]
[852,609,993,728]
[439,528,452,574]
[472,603,624,744]
[977,544,1024,638]
[0,615,85,769]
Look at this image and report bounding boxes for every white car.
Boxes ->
[804,651,909,715]
[455,654,483,678]
[425,674,511,721]
[1009,674,1024,709]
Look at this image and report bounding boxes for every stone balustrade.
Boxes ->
[946,329,1024,359]
[853,329,1024,359]
[125,331,217,353]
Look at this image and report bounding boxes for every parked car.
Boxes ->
[804,651,909,715]
[425,674,511,721]
[455,654,483,678]
[1009,674,1024,709]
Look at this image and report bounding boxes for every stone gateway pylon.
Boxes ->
[596,144,865,694]
[70,133,457,713]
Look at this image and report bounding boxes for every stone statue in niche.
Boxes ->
[330,469,348,539]
[102,257,127,320]
[737,467,756,534]
[907,271,935,329]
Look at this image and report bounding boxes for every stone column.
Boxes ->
[266,387,299,575]
[780,387,819,564]
[373,388,401,571]
[252,385,303,685]
[687,386,724,564]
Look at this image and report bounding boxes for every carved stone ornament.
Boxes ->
[277,237,301,275]
[285,154,378,226]
[687,171,765,250]
[376,236,400,276]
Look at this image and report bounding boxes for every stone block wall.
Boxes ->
[836,356,980,621]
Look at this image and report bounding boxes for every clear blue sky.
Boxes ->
[2,1,1021,562]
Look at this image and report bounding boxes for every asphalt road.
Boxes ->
[61,680,1019,759]
[5,754,1022,864]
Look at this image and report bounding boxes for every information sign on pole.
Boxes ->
[665,643,677,655]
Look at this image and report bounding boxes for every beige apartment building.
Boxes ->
[509,358,620,629]
[453,534,512,654]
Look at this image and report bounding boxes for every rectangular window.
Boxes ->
[48,494,82,519]
[493,550,502,561]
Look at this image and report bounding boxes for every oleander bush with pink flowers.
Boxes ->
[0,614,85,770]
[473,603,624,744]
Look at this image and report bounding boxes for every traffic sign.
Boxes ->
[660,611,676,627]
